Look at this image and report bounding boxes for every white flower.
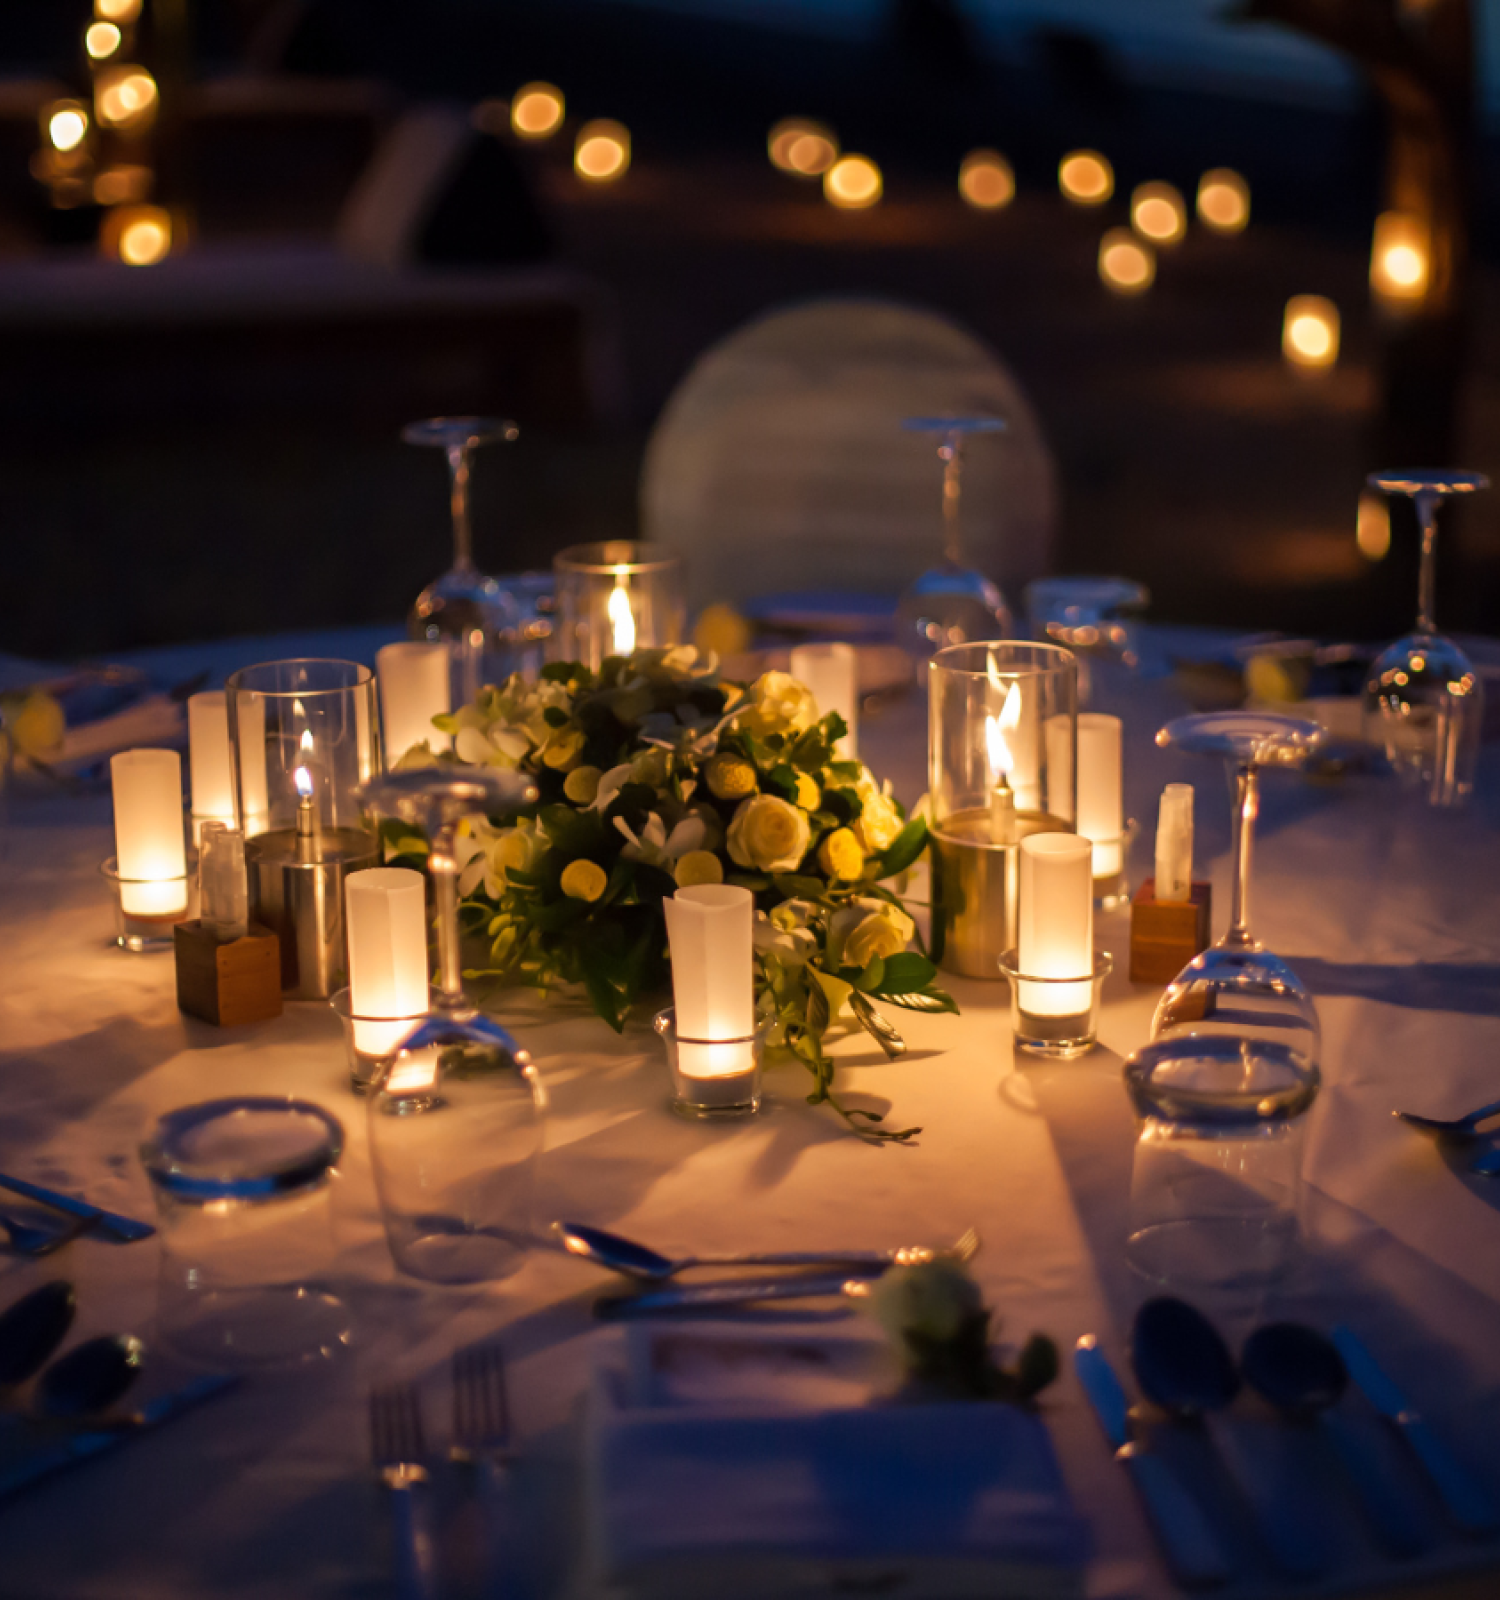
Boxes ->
[458,815,546,899]
[614,810,716,869]
[734,670,819,740]
[827,897,915,969]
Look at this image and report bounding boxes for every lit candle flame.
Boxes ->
[608,579,635,656]
[294,766,314,800]
[985,682,1021,783]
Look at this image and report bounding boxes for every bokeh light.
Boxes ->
[1196,168,1250,234]
[1357,491,1391,561]
[95,0,142,19]
[959,149,1015,210]
[85,22,122,59]
[93,164,152,205]
[111,204,172,266]
[824,154,882,209]
[1370,211,1429,304]
[1059,150,1113,205]
[511,83,564,140]
[574,120,630,182]
[769,117,838,176]
[1098,227,1155,294]
[46,103,90,153]
[95,65,158,130]
[1131,181,1186,246]
[1282,295,1340,368]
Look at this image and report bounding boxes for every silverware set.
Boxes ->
[1078,1297,1496,1587]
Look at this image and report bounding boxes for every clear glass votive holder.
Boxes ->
[1123,1035,1319,1293]
[141,1096,349,1369]
[653,1007,769,1120]
[329,985,445,1093]
[1091,819,1138,913]
[997,949,1112,1058]
[101,856,197,953]
[551,541,685,669]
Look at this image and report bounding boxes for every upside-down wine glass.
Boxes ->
[1024,575,1149,707]
[357,767,546,1285]
[1150,711,1326,1072]
[405,416,523,706]
[895,416,1012,655]
[1363,470,1489,808]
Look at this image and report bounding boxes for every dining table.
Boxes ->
[2,620,1500,1600]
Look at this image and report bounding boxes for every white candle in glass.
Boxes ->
[789,642,858,757]
[1018,833,1093,1016]
[1155,783,1194,901]
[377,642,452,767]
[345,868,429,1057]
[233,692,270,835]
[663,884,755,1099]
[187,691,236,843]
[1076,713,1124,878]
[111,748,187,916]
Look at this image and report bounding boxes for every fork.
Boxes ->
[1394,1099,1500,1141]
[451,1340,512,1465]
[369,1383,438,1600]
[0,1213,89,1258]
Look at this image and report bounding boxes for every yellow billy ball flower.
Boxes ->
[817,826,865,881]
[706,752,758,800]
[793,771,820,810]
[560,859,607,902]
[542,726,586,770]
[563,764,602,804]
[674,849,724,888]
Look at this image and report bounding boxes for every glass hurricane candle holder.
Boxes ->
[551,541,685,669]
[102,856,197,952]
[226,660,381,999]
[654,1007,770,1119]
[998,949,1112,1057]
[928,641,1079,978]
[330,984,445,1093]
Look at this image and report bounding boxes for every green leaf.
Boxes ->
[876,816,929,880]
[805,978,830,1037]
[579,944,628,1032]
[872,952,938,994]
[827,760,862,783]
[823,786,860,823]
[881,988,960,1015]
[855,955,885,992]
[727,873,769,892]
[540,661,580,682]
[763,762,799,801]
[533,897,588,933]
[771,873,827,900]
[542,705,569,728]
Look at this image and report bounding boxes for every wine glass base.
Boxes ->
[1152,945,1322,1071]
[1126,1216,1299,1292]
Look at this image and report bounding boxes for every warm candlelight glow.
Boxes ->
[111,749,187,917]
[1099,227,1155,294]
[1131,181,1186,246]
[346,868,429,1057]
[377,641,452,765]
[789,642,858,758]
[1196,168,1249,234]
[511,82,564,139]
[1357,490,1391,561]
[1076,713,1124,879]
[824,154,882,209]
[112,204,171,265]
[1282,295,1339,369]
[1018,833,1094,1016]
[1059,150,1113,205]
[1370,211,1430,304]
[46,104,89,152]
[959,149,1014,210]
[188,691,236,841]
[295,765,314,800]
[95,0,142,20]
[95,65,158,129]
[663,886,756,1097]
[608,580,636,656]
[986,684,1021,845]
[575,120,630,182]
[768,117,837,175]
[93,164,152,205]
[85,21,122,58]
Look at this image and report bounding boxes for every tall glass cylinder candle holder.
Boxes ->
[551,541,686,669]
[226,660,381,999]
[928,642,1078,978]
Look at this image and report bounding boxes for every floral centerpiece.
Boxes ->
[385,647,956,1141]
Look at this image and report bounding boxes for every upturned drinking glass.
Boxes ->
[1150,712,1325,1073]
[405,416,523,706]
[1024,575,1149,707]
[895,417,1012,655]
[1363,470,1489,808]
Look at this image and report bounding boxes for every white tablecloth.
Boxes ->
[3,627,1500,1600]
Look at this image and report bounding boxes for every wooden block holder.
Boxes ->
[1129,878,1212,985]
[174,921,284,1027]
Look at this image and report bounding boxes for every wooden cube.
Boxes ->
[1129,879,1212,985]
[174,921,284,1027]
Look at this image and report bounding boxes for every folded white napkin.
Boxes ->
[584,1326,1087,1600]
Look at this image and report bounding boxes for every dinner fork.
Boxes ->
[1394,1099,1500,1140]
[369,1383,437,1600]
[451,1340,512,1466]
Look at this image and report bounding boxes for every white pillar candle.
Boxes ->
[111,749,187,917]
[789,642,858,757]
[233,693,270,835]
[1076,713,1124,878]
[345,867,430,1056]
[1018,833,1094,1016]
[1154,783,1194,902]
[377,642,451,768]
[663,885,755,1098]
[188,691,236,843]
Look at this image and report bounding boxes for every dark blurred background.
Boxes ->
[2,0,1498,657]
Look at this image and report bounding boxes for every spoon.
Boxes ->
[0,1282,76,1387]
[1395,1100,1500,1141]
[554,1220,978,1281]
[35,1335,145,1420]
[1132,1298,1330,1577]
[1242,1322,1431,1557]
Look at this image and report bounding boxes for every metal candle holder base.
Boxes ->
[654,1008,767,1120]
[998,949,1113,1058]
[247,828,379,999]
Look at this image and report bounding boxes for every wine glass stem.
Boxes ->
[447,443,474,573]
[1225,762,1259,950]
[1415,489,1439,634]
[941,431,963,566]
[430,827,465,1005]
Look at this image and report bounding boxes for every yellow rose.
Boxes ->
[705,752,758,801]
[542,726,586,771]
[793,772,820,810]
[817,827,865,881]
[560,859,607,902]
[830,896,915,969]
[492,818,546,878]
[735,670,819,740]
[854,787,903,854]
[674,849,724,888]
[563,765,602,805]
[726,794,812,873]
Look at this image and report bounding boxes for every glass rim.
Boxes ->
[141,1095,344,1202]
[328,985,444,1026]
[997,948,1113,985]
[928,640,1079,680]
[553,540,681,576]
[225,658,374,700]
[653,1006,772,1045]
[1123,1034,1320,1125]
[99,856,190,888]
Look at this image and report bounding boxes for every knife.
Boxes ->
[1075,1337,1230,1587]
[0,1373,238,1506]
[0,1173,155,1243]
[1332,1326,1498,1534]
[596,1271,879,1318]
